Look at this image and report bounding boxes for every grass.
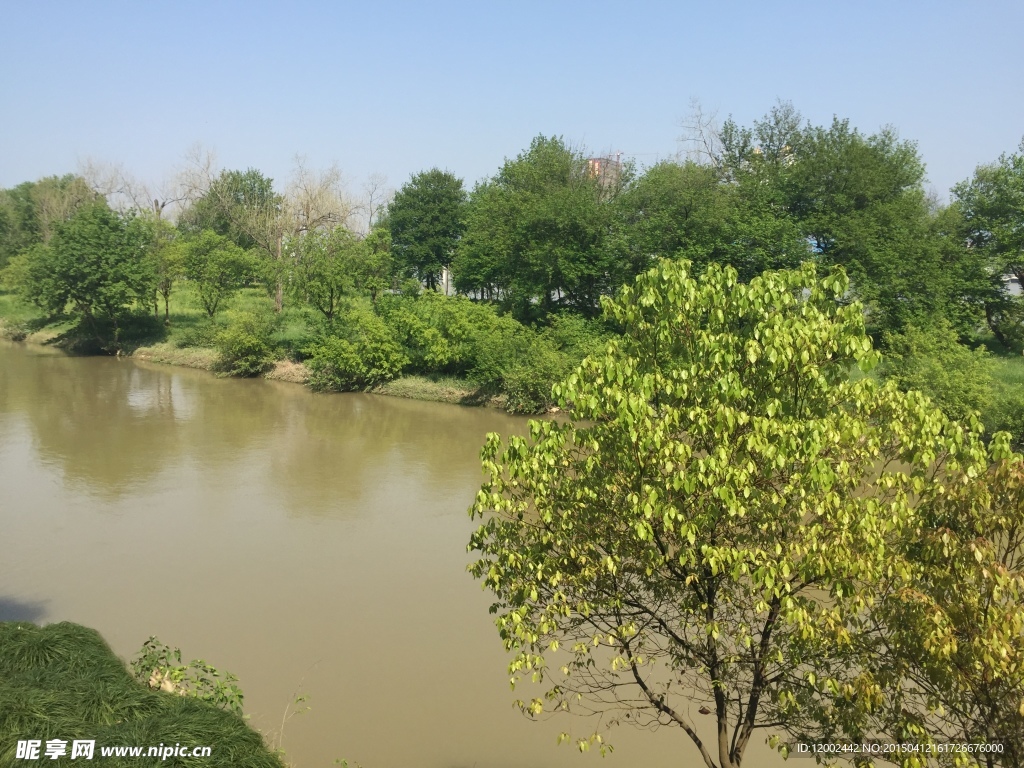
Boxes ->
[0,291,73,343]
[372,374,505,407]
[993,354,1024,389]
[0,622,284,768]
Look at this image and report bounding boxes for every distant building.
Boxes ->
[1004,274,1022,297]
[587,153,623,192]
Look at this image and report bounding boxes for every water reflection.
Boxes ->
[0,341,783,768]
[0,343,522,513]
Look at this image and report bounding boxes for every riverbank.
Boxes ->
[0,313,509,410]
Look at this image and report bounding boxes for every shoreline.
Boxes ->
[0,320,509,410]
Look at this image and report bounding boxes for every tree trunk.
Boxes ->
[275,233,284,313]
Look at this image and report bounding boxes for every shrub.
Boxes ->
[378,302,453,372]
[881,319,995,423]
[173,321,220,349]
[306,309,408,391]
[986,385,1024,449]
[500,335,570,413]
[215,311,275,377]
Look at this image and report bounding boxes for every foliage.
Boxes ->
[287,227,359,320]
[14,201,154,344]
[468,259,990,768]
[179,168,281,253]
[305,308,408,391]
[718,105,953,335]
[181,230,253,317]
[493,334,567,413]
[388,168,466,290]
[881,319,996,425]
[0,175,98,269]
[863,452,1024,764]
[215,310,276,377]
[357,224,395,303]
[613,160,726,271]
[131,637,245,717]
[988,358,1024,450]
[615,156,809,282]
[0,621,283,768]
[953,143,1024,345]
[139,216,182,323]
[455,135,629,320]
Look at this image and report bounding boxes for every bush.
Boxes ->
[215,311,275,377]
[468,313,610,412]
[351,293,611,411]
[500,335,570,413]
[986,385,1024,450]
[881,319,995,423]
[173,321,221,349]
[306,309,408,391]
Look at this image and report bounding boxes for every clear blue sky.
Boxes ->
[2,0,1022,201]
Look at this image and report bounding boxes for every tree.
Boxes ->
[952,142,1024,345]
[613,160,727,271]
[863,450,1024,766]
[178,168,281,252]
[180,162,355,313]
[17,201,153,343]
[614,159,809,282]
[455,136,627,320]
[138,216,182,323]
[710,105,952,336]
[0,175,98,269]
[181,230,252,318]
[468,259,989,768]
[388,168,466,291]
[287,227,360,321]
[785,118,944,334]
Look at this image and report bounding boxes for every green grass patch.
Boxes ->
[0,622,283,768]
[992,353,1024,389]
[372,374,504,407]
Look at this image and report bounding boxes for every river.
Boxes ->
[0,341,785,768]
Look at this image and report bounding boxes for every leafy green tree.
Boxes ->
[287,227,359,321]
[715,105,952,336]
[305,308,408,390]
[456,136,627,320]
[0,175,98,269]
[17,201,154,342]
[0,182,39,269]
[952,142,1024,345]
[181,230,252,318]
[215,310,276,377]
[468,259,989,767]
[388,168,466,290]
[179,169,281,252]
[788,118,944,333]
[358,223,395,303]
[139,216,182,323]
[612,160,727,269]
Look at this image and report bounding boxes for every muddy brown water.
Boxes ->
[0,341,785,768]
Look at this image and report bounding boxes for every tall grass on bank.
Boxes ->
[0,622,283,768]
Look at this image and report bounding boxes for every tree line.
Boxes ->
[0,103,1022,423]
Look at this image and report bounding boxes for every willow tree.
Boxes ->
[468,260,991,768]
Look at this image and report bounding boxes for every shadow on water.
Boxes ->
[0,595,47,623]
